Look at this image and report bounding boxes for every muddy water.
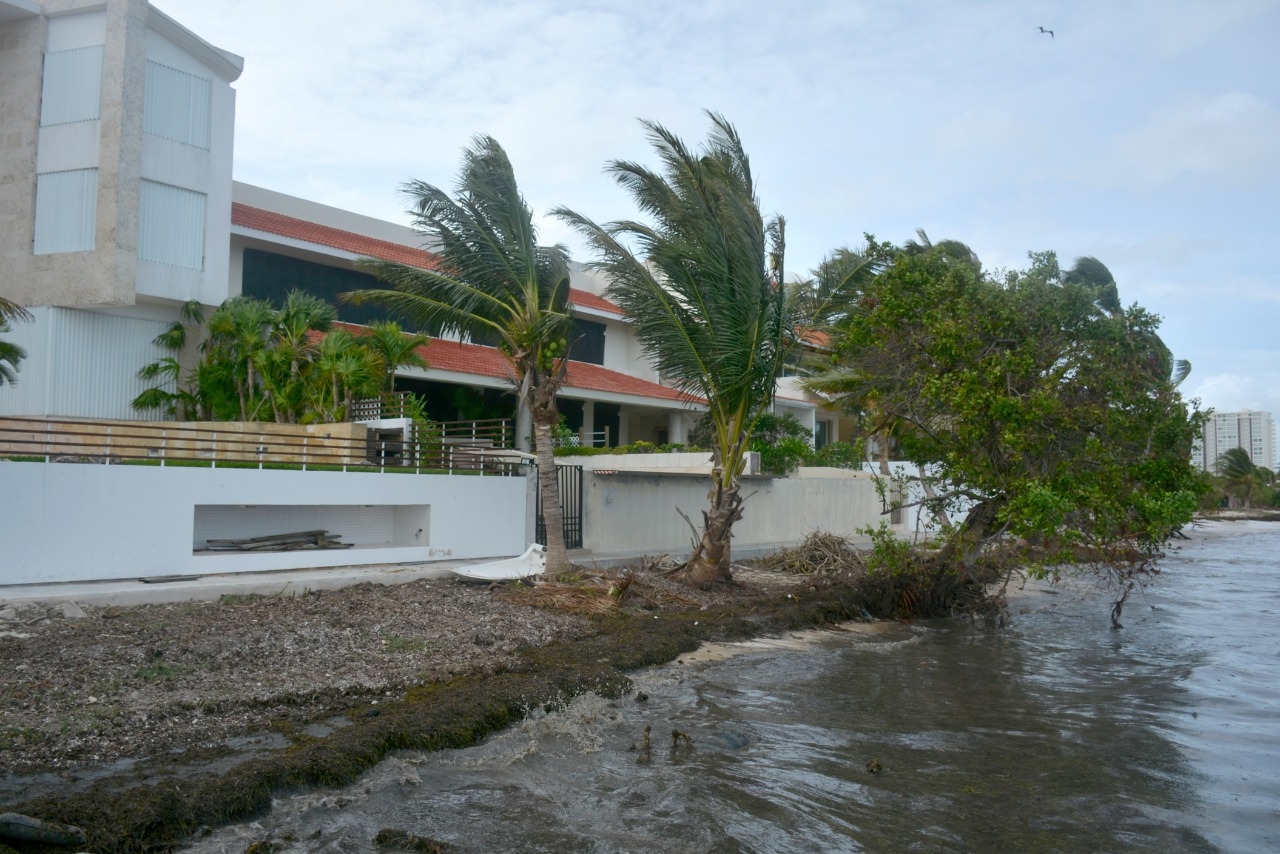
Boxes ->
[188,521,1280,853]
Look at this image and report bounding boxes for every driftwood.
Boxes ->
[201,530,352,552]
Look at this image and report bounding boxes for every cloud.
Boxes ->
[1109,93,1280,188]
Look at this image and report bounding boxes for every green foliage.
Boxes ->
[132,294,430,424]
[859,522,917,576]
[341,135,574,568]
[803,439,863,469]
[812,246,1206,570]
[557,113,791,579]
[1215,447,1271,508]
[747,412,813,475]
[0,297,34,387]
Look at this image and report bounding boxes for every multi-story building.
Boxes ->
[1193,410,1277,472]
[1,0,825,447]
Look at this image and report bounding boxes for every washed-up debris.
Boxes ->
[752,532,868,575]
[201,530,352,552]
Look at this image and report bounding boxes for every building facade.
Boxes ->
[1,0,823,445]
[1193,409,1277,472]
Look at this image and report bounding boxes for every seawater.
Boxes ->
[188,520,1280,853]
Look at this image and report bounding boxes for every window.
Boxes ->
[568,319,606,365]
[33,169,98,254]
[40,46,103,126]
[143,60,211,148]
[138,180,205,270]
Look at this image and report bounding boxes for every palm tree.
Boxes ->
[308,328,383,422]
[132,299,206,419]
[0,297,33,387]
[359,320,430,395]
[1216,446,1259,507]
[262,290,337,423]
[204,296,277,422]
[557,113,791,587]
[343,136,575,572]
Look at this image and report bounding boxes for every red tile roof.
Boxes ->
[232,203,439,269]
[570,289,623,316]
[331,324,702,406]
[232,202,622,316]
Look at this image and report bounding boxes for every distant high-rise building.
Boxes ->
[1192,410,1277,472]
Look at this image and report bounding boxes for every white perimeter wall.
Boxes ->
[580,467,903,555]
[0,462,528,584]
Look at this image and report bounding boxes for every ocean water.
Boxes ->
[188,520,1280,853]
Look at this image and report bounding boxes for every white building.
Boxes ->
[1193,409,1277,472]
[0,0,823,444]
[1,0,241,418]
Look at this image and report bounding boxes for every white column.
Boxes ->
[582,400,595,446]
[667,410,687,445]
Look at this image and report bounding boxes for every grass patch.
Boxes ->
[380,634,428,653]
[134,662,184,683]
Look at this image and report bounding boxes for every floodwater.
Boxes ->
[188,520,1280,853]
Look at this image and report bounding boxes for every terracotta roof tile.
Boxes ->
[329,323,701,406]
[232,203,439,269]
[232,202,623,316]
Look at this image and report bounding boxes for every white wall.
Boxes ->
[0,306,171,418]
[0,462,528,584]
[579,467,903,555]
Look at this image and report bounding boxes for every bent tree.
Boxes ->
[558,113,791,587]
[810,247,1205,580]
[345,136,575,573]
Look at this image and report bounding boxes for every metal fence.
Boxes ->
[0,416,525,476]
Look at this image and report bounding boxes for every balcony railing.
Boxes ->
[0,416,526,476]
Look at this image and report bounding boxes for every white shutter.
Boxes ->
[33,169,99,254]
[138,180,206,270]
[143,60,212,149]
[40,45,104,127]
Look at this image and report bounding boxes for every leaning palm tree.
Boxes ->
[1216,446,1259,507]
[556,112,791,587]
[343,136,574,572]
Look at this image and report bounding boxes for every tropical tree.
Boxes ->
[132,299,207,419]
[343,136,575,572]
[359,320,430,395]
[204,296,277,421]
[1216,447,1261,507]
[260,290,337,423]
[557,113,791,587]
[807,245,1205,581]
[308,327,383,422]
[0,297,33,387]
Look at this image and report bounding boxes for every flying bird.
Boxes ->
[1038,26,1054,38]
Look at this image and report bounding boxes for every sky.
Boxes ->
[158,0,1280,430]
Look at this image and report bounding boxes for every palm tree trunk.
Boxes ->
[532,418,567,574]
[681,458,745,588]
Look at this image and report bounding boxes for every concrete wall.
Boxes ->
[579,466,903,556]
[0,461,528,584]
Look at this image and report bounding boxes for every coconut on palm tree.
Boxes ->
[557,113,791,587]
[343,136,574,573]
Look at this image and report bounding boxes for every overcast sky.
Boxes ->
[158,0,1280,429]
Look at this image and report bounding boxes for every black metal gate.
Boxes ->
[535,464,583,549]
